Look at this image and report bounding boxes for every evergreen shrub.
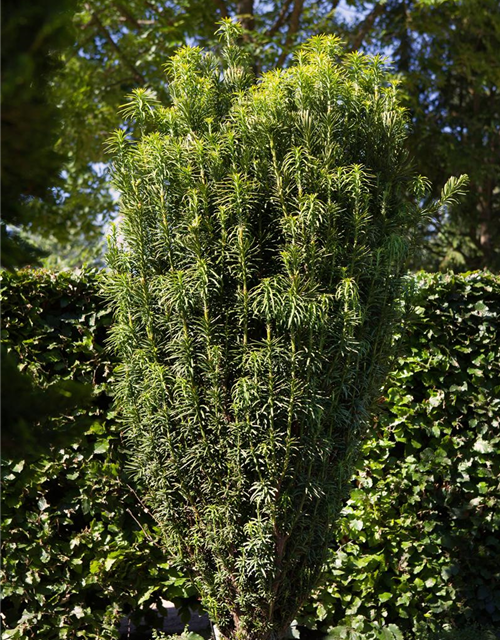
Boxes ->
[105,22,466,640]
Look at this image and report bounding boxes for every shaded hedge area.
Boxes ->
[1,270,499,638]
[1,270,197,640]
[303,271,500,635]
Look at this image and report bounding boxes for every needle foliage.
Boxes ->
[105,21,467,640]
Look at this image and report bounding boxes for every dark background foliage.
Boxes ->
[0,0,75,268]
[2,270,499,638]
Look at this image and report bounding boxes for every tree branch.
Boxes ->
[213,0,229,19]
[277,0,305,67]
[141,2,176,27]
[117,18,155,25]
[111,1,141,30]
[351,2,386,51]
[266,0,294,37]
[85,2,146,85]
[237,0,255,31]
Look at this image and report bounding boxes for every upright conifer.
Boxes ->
[105,21,467,640]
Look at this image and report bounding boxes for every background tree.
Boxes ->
[105,23,466,639]
[4,0,497,271]
[345,0,500,271]
[0,0,95,457]
[20,0,340,267]
[1,0,75,268]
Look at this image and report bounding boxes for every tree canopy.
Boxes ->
[1,0,74,268]
[360,0,500,270]
[2,0,498,271]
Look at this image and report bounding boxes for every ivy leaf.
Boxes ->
[473,439,493,454]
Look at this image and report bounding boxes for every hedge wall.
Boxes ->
[1,270,197,640]
[303,271,500,636]
[1,270,499,639]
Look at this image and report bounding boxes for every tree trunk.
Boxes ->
[237,0,255,31]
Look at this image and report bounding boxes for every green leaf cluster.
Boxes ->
[103,28,464,640]
[300,272,500,635]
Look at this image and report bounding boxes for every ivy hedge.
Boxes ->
[1,270,499,638]
[1,270,197,640]
[303,270,500,636]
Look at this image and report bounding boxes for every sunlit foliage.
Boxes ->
[105,22,467,640]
